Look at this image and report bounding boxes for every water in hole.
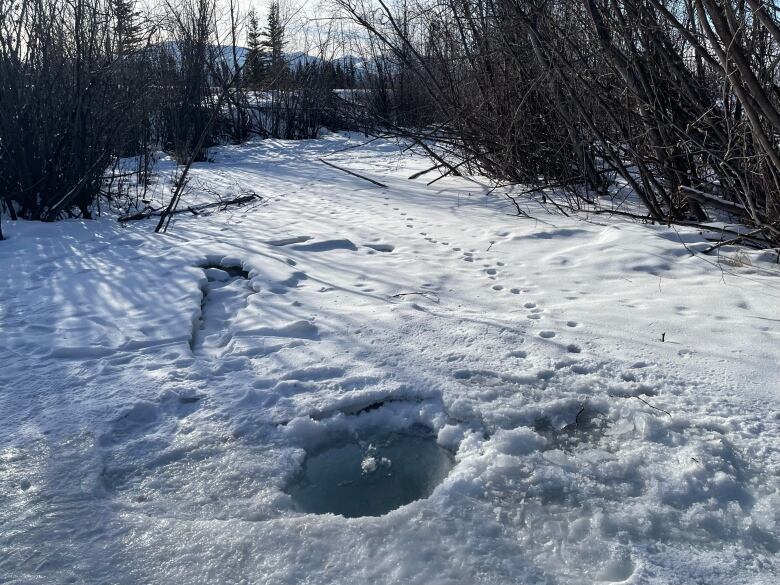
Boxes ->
[287,425,453,518]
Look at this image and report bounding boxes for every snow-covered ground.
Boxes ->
[1,134,779,584]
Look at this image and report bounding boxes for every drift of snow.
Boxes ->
[1,133,779,584]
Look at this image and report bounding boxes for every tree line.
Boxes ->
[0,0,362,230]
[5,0,777,248]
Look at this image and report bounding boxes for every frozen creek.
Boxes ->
[0,134,779,584]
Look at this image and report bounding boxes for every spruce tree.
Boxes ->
[113,0,143,55]
[245,9,266,88]
[261,1,286,85]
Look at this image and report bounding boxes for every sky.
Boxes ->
[137,0,362,56]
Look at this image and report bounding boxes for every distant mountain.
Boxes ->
[222,46,367,71]
[220,45,249,67]
[156,42,367,76]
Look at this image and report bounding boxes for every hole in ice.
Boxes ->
[286,425,453,518]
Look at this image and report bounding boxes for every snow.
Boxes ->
[1,133,779,584]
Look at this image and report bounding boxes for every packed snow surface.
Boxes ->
[1,134,779,584]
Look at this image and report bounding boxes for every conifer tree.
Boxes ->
[261,1,286,85]
[113,0,143,55]
[245,9,266,87]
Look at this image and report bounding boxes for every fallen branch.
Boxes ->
[505,194,537,220]
[679,185,748,216]
[702,228,766,254]
[408,163,444,180]
[118,193,261,223]
[317,158,388,188]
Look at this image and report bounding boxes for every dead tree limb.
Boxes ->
[408,164,444,180]
[317,158,388,188]
[119,193,261,223]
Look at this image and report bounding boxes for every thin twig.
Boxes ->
[635,396,672,417]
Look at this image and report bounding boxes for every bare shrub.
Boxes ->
[336,0,780,245]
